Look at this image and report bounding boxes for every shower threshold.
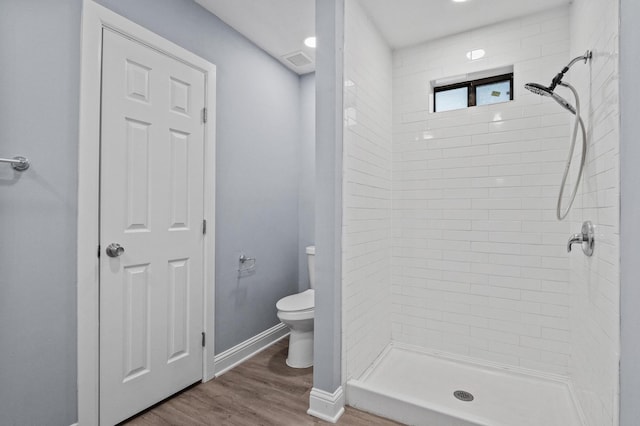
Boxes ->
[346,344,584,426]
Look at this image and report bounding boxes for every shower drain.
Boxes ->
[453,390,474,402]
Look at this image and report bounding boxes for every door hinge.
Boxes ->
[203,219,207,235]
[202,332,206,347]
[97,245,101,258]
[202,107,207,124]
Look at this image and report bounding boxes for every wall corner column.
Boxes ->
[619,0,640,424]
[309,0,345,422]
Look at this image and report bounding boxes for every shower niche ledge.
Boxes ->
[346,343,585,426]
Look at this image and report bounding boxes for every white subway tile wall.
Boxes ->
[343,3,620,424]
[569,0,620,425]
[391,7,574,375]
[343,0,393,381]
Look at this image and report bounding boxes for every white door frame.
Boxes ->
[77,1,216,424]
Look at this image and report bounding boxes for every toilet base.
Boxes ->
[285,328,314,368]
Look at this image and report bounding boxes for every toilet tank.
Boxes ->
[306,245,316,289]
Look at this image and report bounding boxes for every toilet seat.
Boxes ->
[276,289,314,312]
[277,308,314,323]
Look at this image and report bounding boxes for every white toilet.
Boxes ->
[276,245,315,368]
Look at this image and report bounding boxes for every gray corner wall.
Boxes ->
[0,1,81,425]
[299,73,316,292]
[1,0,305,424]
[619,0,640,423]
[313,0,344,393]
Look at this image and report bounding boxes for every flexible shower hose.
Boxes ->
[556,82,587,221]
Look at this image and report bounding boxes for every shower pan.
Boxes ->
[348,345,583,426]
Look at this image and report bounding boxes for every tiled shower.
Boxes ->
[342,0,619,424]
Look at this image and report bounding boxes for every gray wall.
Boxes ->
[0,1,80,425]
[313,0,344,393]
[0,0,304,424]
[620,0,640,423]
[298,73,316,291]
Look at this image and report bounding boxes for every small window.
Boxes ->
[435,86,468,112]
[434,73,513,112]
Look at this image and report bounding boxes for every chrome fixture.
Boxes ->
[238,253,256,273]
[524,51,592,102]
[453,390,474,402]
[567,221,594,256]
[0,156,30,171]
[524,82,576,114]
[106,243,125,258]
[239,254,255,263]
[524,50,591,221]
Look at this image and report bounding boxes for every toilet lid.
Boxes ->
[277,289,314,312]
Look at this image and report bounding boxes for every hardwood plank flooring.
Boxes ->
[123,339,402,426]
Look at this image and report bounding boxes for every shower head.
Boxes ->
[551,84,577,114]
[524,82,553,97]
[525,82,577,115]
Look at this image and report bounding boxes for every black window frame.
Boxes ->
[434,73,514,112]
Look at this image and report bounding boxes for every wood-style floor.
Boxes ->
[123,339,402,426]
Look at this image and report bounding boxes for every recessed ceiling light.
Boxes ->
[466,49,485,60]
[304,36,316,48]
[452,0,469,2]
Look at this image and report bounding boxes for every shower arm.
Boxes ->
[550,50,592,90]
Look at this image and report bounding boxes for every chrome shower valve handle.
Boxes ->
[567,221,594,256]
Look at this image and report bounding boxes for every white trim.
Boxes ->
[77,1,216,424]
[202,18,218,387]
[307,386,345,423]
[214,323,289,377]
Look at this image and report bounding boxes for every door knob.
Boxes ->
[106,243,125,258]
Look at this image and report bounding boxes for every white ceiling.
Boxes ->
[195,0,316,74]
[195,0,570,75]
[363,0,571,49]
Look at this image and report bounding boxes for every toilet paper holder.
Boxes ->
[238,253,256,272]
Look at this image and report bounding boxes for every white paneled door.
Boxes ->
[99,29,206,426]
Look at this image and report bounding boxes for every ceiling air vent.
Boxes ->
[283,51,312,68]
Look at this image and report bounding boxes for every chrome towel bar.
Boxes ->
[0,156,30,171]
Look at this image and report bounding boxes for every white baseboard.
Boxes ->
[307,386,345,423]
[214,323,289,377]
